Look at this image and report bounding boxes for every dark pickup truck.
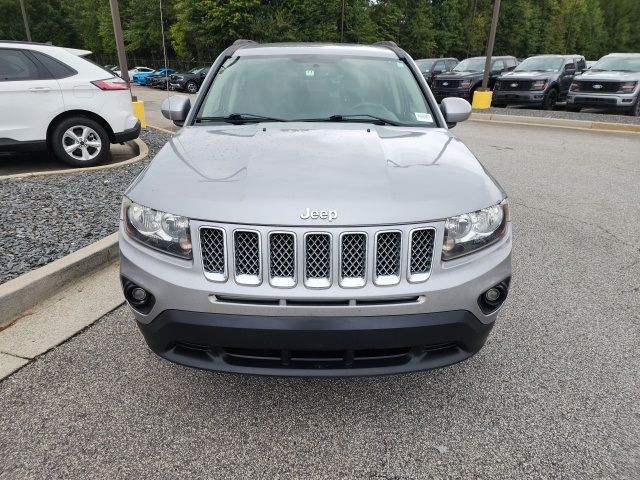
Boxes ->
[414,58,459,86]
[431,56,517,102]
[493,54,586,109]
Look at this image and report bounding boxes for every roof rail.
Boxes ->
[224,39,258,56]
[371,41,406,60]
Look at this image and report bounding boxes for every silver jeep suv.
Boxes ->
[119,41,512,376]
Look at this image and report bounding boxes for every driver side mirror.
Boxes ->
[161,95,191,126]
[440,97,472,128]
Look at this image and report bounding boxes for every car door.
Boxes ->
[0,48,63,144]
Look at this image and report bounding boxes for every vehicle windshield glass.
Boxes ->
[591,56,640,72]
[197,54,436,127]
[515,57,564,72]
[453,58,486,72]
[415,59,435,71]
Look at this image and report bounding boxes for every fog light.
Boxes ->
[121,277,156,314]
[485,288,501,302]
[478,278,510,314]
[131,287,148,302]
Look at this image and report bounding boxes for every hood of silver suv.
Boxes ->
[126,123,505,226]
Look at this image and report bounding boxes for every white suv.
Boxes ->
[0,41,140,167]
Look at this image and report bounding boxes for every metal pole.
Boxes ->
[108,0,130,83]
[340,0,345,43]
[481,0,501,90]
[19,0,32,42]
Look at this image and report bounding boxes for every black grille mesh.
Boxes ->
[409,229,435,274]
[340,234,366,280]
[305,234,331,280]
[269,233,295,279]
[375,232,401,277]
[201,228,225,274]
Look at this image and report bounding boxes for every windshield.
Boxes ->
[515,57,564,72]
[197,55,436,126]
[188,68,202,74]
[415,59,435,72]
[453,58,486,72]
[591,56,640,72]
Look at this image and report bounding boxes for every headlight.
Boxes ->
[618,81,637,93]
[123,197,192,259]
[442,200,509,261]
[532,80,547,90]
[176,75,184,80]
[570,81,579,91]
[460,79,472,88]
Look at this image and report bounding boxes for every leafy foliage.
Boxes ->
[1,0,638,62]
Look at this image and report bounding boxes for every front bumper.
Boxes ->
[137,309,494,376]
[169,82,186,90]
[567,92,638,108]
[119,220,511,375]
[493,91,547,105]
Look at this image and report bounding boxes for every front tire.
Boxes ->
[186,81,198,94]
[50,117,109,167]
[543,89,558,110]
[626,97,640,116]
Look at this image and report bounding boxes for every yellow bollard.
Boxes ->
[471,90,493,109]
[132,100,147,128]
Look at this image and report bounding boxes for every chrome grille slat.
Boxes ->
[234,230,261,285]
[269,232,296,288]
[375,231,402,286]
[340,233,367,288]
[200,227,226,281]
[304,233,331,288]
[409,228,435,283]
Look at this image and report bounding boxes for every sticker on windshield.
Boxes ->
[305,69,315,77]
[415,112,433,122]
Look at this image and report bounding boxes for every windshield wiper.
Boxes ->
[196,113,286,124]
[299,114,400,126]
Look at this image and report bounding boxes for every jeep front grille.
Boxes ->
[340,233,367,288]
[199,225,436,289]
[304,233,332,288]
[200,227,226,281]
[269,232,296,288]
[233,230,261,285]
[375,231,402,285]
[409,229,435,282]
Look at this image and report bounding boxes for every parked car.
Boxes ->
[132,67,175,85]
[431,56,517,102]
[567,53,640,116]
[414,58,458,86]
[0,41,140,167]
[120,40,512,377]
[114,66,154,80]
[492,54,586,110]
[147,73,173,89]
[169,67,210,93]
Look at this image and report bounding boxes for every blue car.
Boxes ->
[132,67,175,85]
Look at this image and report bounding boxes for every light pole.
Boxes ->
[340,0,345,43]
[108,0,130,83]
[480,0,501,90]
[19,0,32,42]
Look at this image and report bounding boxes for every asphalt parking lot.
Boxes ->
[1,119,639,479]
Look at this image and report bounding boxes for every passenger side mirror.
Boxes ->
[440,97,472,128]
[161,95,191,126]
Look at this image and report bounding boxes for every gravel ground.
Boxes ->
[0,129,172,285]
[0,122,638,479]
[482,106,640,125]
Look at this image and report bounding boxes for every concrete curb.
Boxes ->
[0,232,119,329]
[148,124,177,134]
[470,112,640,134]
[0,138,148,180]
